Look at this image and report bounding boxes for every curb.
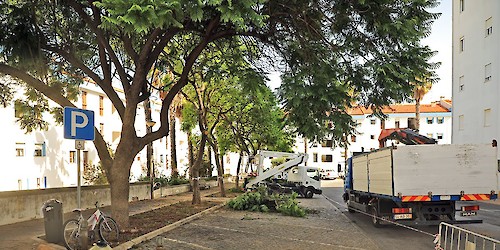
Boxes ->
[112,202,227,250]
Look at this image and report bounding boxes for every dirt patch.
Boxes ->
[108,200,221,247]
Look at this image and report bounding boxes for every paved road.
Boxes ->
[321,179,500,249]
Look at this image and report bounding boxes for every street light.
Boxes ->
[146,119,156,199]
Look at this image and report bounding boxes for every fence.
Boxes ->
[435,222,500,250]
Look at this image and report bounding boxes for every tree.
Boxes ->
[0,0,439,227]
[413,76,434,131]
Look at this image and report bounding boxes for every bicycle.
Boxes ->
[62,201,119,250]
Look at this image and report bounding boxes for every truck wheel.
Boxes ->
[347,205,356,213]
[305,188,314,198]
[371,207,382,228]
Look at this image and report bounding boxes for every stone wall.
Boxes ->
[0,182,195,226]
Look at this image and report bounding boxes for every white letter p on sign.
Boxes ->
[71,111,89,136]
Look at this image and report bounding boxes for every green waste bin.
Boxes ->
[42,199,63,243]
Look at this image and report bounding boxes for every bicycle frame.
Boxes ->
[87,208,102,230]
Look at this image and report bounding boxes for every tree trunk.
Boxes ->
[213,147,226,197]
[303,137,308,166]
[415,99,421,131]
[235,151,243,188]
[191,133,207,204]
[169,110,178,178]
[218,155,226,197]
[188,131,194,175]
[108,153,135,228]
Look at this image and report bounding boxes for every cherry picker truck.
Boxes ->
[244,150,322,198]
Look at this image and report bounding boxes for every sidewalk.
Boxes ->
[0,187,223,250]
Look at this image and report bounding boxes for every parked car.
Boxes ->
[320,169,338,180]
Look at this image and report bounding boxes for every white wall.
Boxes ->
[452,0,500,145]
[292,104,452,173]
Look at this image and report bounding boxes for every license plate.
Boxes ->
[394,214,412,220]
[461,211,477,216]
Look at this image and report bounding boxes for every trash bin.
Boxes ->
[42,199,63,243]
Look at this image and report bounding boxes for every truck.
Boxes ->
[244,150,322,198]
[343,143,499,226]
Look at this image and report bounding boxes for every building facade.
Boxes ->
[294,99,452,173]
[0,83,192,192]
[452,0,499,144]
[0,78,452,191]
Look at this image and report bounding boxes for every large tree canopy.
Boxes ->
[0,0,439,227]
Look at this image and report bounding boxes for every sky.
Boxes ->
[267,0,453,104]
[421,0,452,103]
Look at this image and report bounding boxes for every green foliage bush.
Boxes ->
[167,176,190,185]
[227,186,306,217]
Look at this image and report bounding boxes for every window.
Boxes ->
[395,120,400,128]
[69,151,76,163]
[484,109,491,127]
[486,17,493,37]
[82,91,87,109]
[370,119,376,125]
[459,75,464,92]
[437,117,444,124]
[340,151,346,158]
[408,118,416,129]
[426,117,434,124]
[427,133,433,138]
[34,142,46,157]
[83,151,89,166]
[99,95,104,115]
[313,153,318,162]
[459,36,464,52]
[99,123,104,134]
[380,120,385,129]
[14,101,23,118]
[459,115,464,130]
[16,143,25,157]
[485,63,492,82]
[111,104,116,114]
[370,135,375,140]
[437,133,443,140]
[351,135,356,142]
[460,0,464,12]
[226,155,230,164]
[321,140,333,148]
[321,155,333,162]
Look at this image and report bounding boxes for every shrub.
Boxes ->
[168,176,190,185]
[227,186,306,217]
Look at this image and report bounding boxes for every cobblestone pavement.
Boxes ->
[131,195,379,250]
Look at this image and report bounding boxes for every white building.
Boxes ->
[0,82,191,192]
[452,0,499,144]
[294,99,452,173]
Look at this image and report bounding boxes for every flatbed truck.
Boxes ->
[343,144,499,226]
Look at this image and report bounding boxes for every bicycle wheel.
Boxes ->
[63,219,81,250]
[98,216,119,243]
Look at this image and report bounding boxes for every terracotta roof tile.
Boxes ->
[348,100,451,115]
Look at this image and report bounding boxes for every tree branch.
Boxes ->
[0,63,112,169]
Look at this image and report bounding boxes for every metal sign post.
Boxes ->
[75,140,85,208]
[64,107,94,210]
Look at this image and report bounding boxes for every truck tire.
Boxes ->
[304,188,314,198]
[371,207,382,228]
[347,205,356,213]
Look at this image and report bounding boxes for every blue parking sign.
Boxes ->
[63,107,95,140]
